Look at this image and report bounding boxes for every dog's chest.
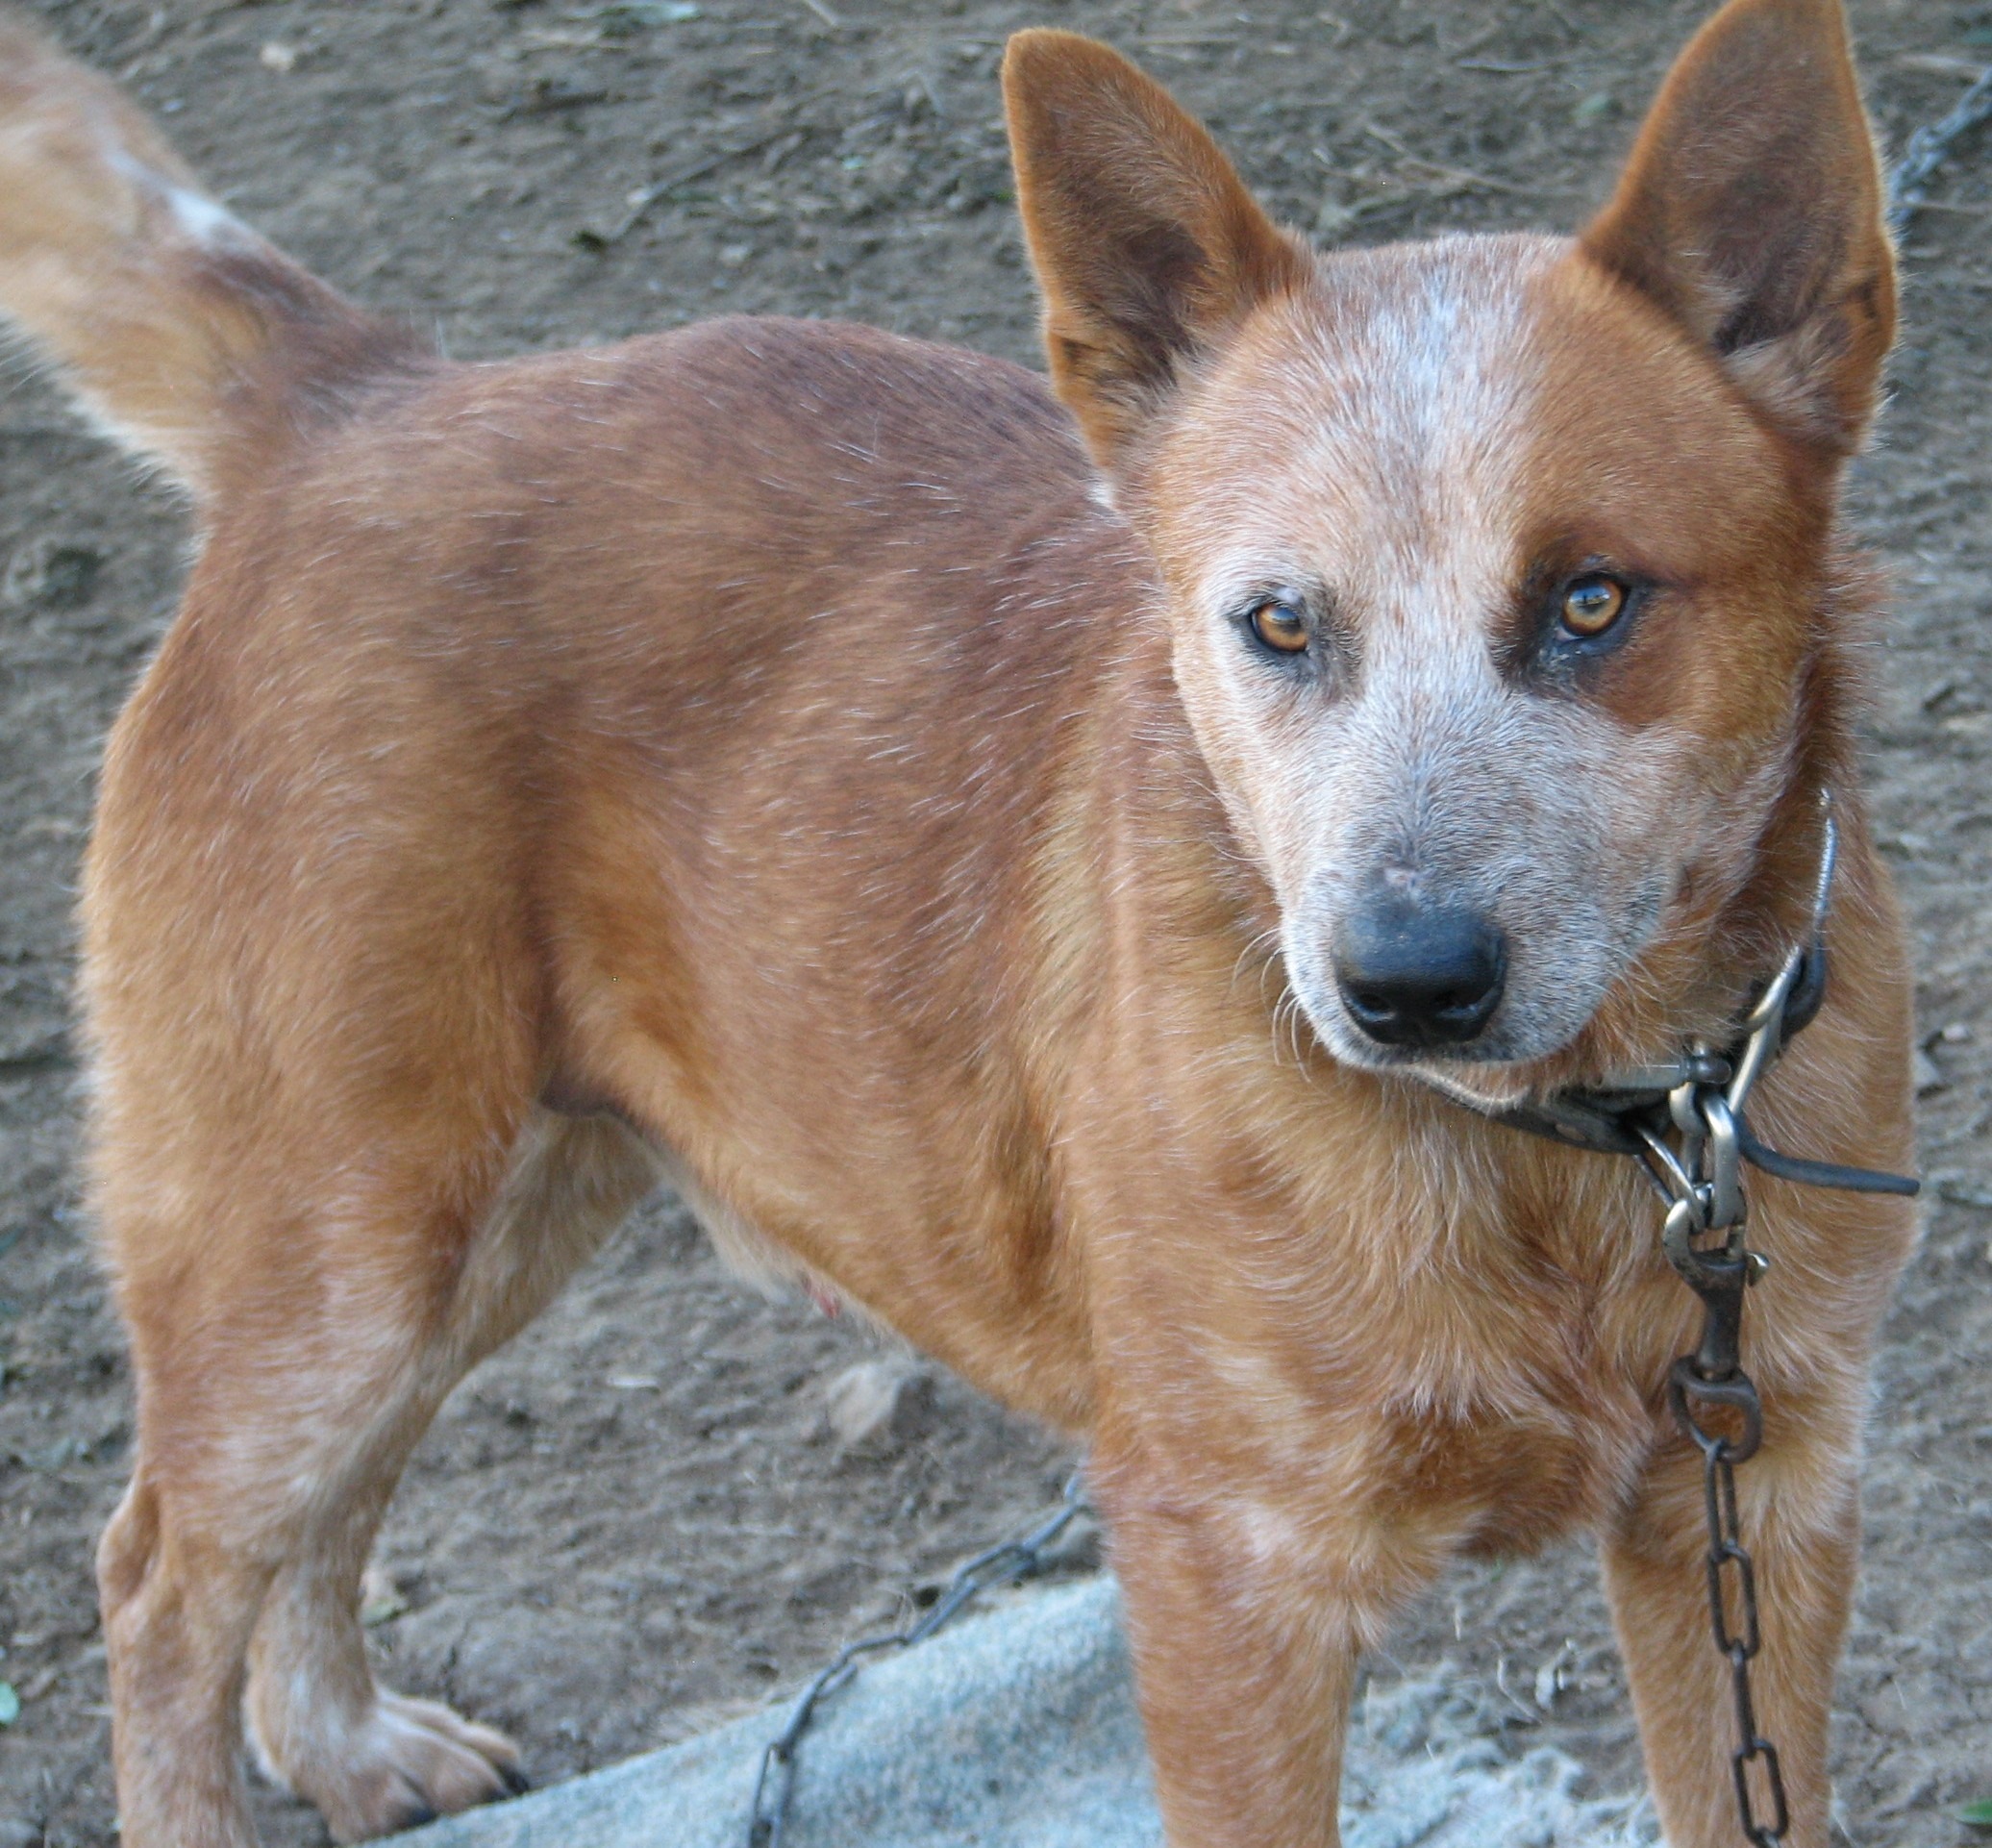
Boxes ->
[1374,1375,1649,1558]
[1337,1257,1660,1555]
[1183,1233,1666,1565]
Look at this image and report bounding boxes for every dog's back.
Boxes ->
[93,313,1143,1396]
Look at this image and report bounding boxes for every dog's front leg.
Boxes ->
[1603,1399,1861,1848]
[1098,1460,1384,1848]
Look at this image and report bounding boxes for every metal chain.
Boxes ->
[1652,1110,1790,1845]
[1652,1153,1787,1845]
[1631,841,1834,1848]
[744,1471,1088,1848]
[1889,62,1992,233]
[1676,1387,1790,1845]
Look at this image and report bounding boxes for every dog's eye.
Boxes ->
[1558,574,1628,638]
[1248,597,1309,655]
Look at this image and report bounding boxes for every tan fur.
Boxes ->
[0,1,1918,1843]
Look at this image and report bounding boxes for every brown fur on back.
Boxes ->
[91,319,1133,1421]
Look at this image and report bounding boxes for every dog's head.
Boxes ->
[1003,0,1894,1092]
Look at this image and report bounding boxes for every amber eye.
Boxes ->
[1559,574,1628,638]
[1249,598,1309,655]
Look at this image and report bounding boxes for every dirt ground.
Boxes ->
[1,0,1989,1841]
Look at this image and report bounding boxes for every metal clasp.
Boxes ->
[1643,889,1813,1293]
[1640,1066,1752,1290]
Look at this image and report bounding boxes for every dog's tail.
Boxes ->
[0,9,423,504]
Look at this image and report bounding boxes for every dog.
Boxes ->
[0,0,1919,1841]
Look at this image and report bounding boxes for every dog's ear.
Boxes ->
[1581,0,1894,462]
[1003,30,1310,470]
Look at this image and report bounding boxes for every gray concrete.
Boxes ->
[406,1576,1656,1848]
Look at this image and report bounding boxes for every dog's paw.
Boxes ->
[289,1691,527,1842]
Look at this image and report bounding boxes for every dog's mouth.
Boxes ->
[1392,1058,1537,1111]
[1304,956,1731,1118]
[1324,1027,1576,1109]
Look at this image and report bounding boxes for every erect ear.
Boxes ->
[1002,30,1311,470]
[1581,0,1895,462]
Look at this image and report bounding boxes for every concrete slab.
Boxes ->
[405,1576,1656,1848]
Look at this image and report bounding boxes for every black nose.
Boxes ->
[1332,894,1507,1049]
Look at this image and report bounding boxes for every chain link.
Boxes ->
[1654,1104,1787,1848]
[1890,62,1992,232]
[744,1472,1089,1848]
[1639,907,1813,1846]
[1655,1065,1789,1847]
[1673,1398,1791,1844]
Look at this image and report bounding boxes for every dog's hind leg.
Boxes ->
[98,1110,659,1846]
[239,1111,660,1841]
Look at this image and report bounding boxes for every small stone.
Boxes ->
[1933,1173,1992,1211]
[2,537,103,611]
[1313,197,1359,241]
[358,1565,407,1629]
[259,41,300,72]
[1913,1049,1947,1096]
[1531,1641,1576,1712]
[822,1360,935,1459]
